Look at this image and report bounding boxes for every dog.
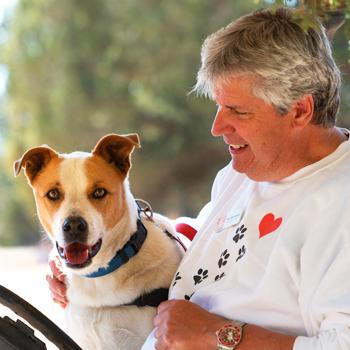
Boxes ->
[14,134,184,350]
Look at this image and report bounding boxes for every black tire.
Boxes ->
[0,285,81,350]
[0,316,47,349]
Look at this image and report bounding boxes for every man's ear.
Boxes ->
[14,146,58,184]
[92,134,141,175]
[290,94,314,128]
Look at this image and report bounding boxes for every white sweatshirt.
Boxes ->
[143,135,350,350]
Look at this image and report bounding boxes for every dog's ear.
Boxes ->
[92,134,141,175]
[14,145,58,183]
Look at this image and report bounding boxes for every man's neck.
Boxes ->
[265,126,347,183]
[302,126,348,165]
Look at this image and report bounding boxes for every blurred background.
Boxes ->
[1,0,350,246]
[0,0,350,347]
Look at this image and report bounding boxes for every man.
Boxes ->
[49,7,350,349]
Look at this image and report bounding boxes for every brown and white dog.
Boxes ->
[14,134,183,350]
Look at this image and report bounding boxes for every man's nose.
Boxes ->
[211,108,233,137]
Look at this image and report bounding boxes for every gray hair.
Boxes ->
[193,7,341,127]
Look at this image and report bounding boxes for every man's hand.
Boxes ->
[46,255,68,308]
[153,299,227,350]
[153,299,296,350]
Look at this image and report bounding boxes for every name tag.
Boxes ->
[215,210,243,233]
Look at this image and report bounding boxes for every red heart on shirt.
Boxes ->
[259,213,282,238]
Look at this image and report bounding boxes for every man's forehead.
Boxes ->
[212,74,256,99]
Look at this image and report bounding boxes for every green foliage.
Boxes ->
[1,0,350,245]
[1,0,259,245]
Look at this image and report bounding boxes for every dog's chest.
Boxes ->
[65,303,156,350]
[67,274,129,307]
[65,274,157,350]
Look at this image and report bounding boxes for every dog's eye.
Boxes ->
[92,188,107,199]
[46,189,60,201]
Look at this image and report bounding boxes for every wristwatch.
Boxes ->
[216,321,246,350]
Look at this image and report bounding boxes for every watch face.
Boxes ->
[217,325,242,346]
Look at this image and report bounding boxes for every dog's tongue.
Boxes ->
[64,243,89,265]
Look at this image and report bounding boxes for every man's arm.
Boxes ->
[153,300,295,350]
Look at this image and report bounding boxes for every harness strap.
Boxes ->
[164,229,187,252]
[136,199,187,252]
[124,288,169,307]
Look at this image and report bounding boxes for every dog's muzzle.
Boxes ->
[56,215,102,269]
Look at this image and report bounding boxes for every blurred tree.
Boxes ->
[0,0,349,244]
[0,0,260,244]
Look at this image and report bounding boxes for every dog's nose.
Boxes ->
[62,216,88,234]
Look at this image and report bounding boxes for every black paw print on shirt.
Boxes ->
[215,272,225,282]
[193,268,209,285]
[236,245,246,262]
[184,292,194,301]
[218,249,230,268]
[233,225,247,243]
[172,272,181,287]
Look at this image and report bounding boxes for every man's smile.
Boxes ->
[229,144,249,155]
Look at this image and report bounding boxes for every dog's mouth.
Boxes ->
[56,239,102,269]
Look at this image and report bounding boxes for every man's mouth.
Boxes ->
[229,144,248,152]
[56,239,102,269]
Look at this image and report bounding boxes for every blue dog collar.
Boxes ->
[84,218,147,278]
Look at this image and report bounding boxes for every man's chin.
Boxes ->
[231,161,249,176]
[231,162,265,182]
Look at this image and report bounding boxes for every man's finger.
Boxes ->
[153,313,162,327]
[52,295,68,309]
[157,300,173,313]
[46,274,67,299]
[48,258,66,282]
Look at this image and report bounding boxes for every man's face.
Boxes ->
[212,75,302,182]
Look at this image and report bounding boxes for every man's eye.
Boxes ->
[46,189,60,201]
[228,107,248,116]
[92,188,107,199]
